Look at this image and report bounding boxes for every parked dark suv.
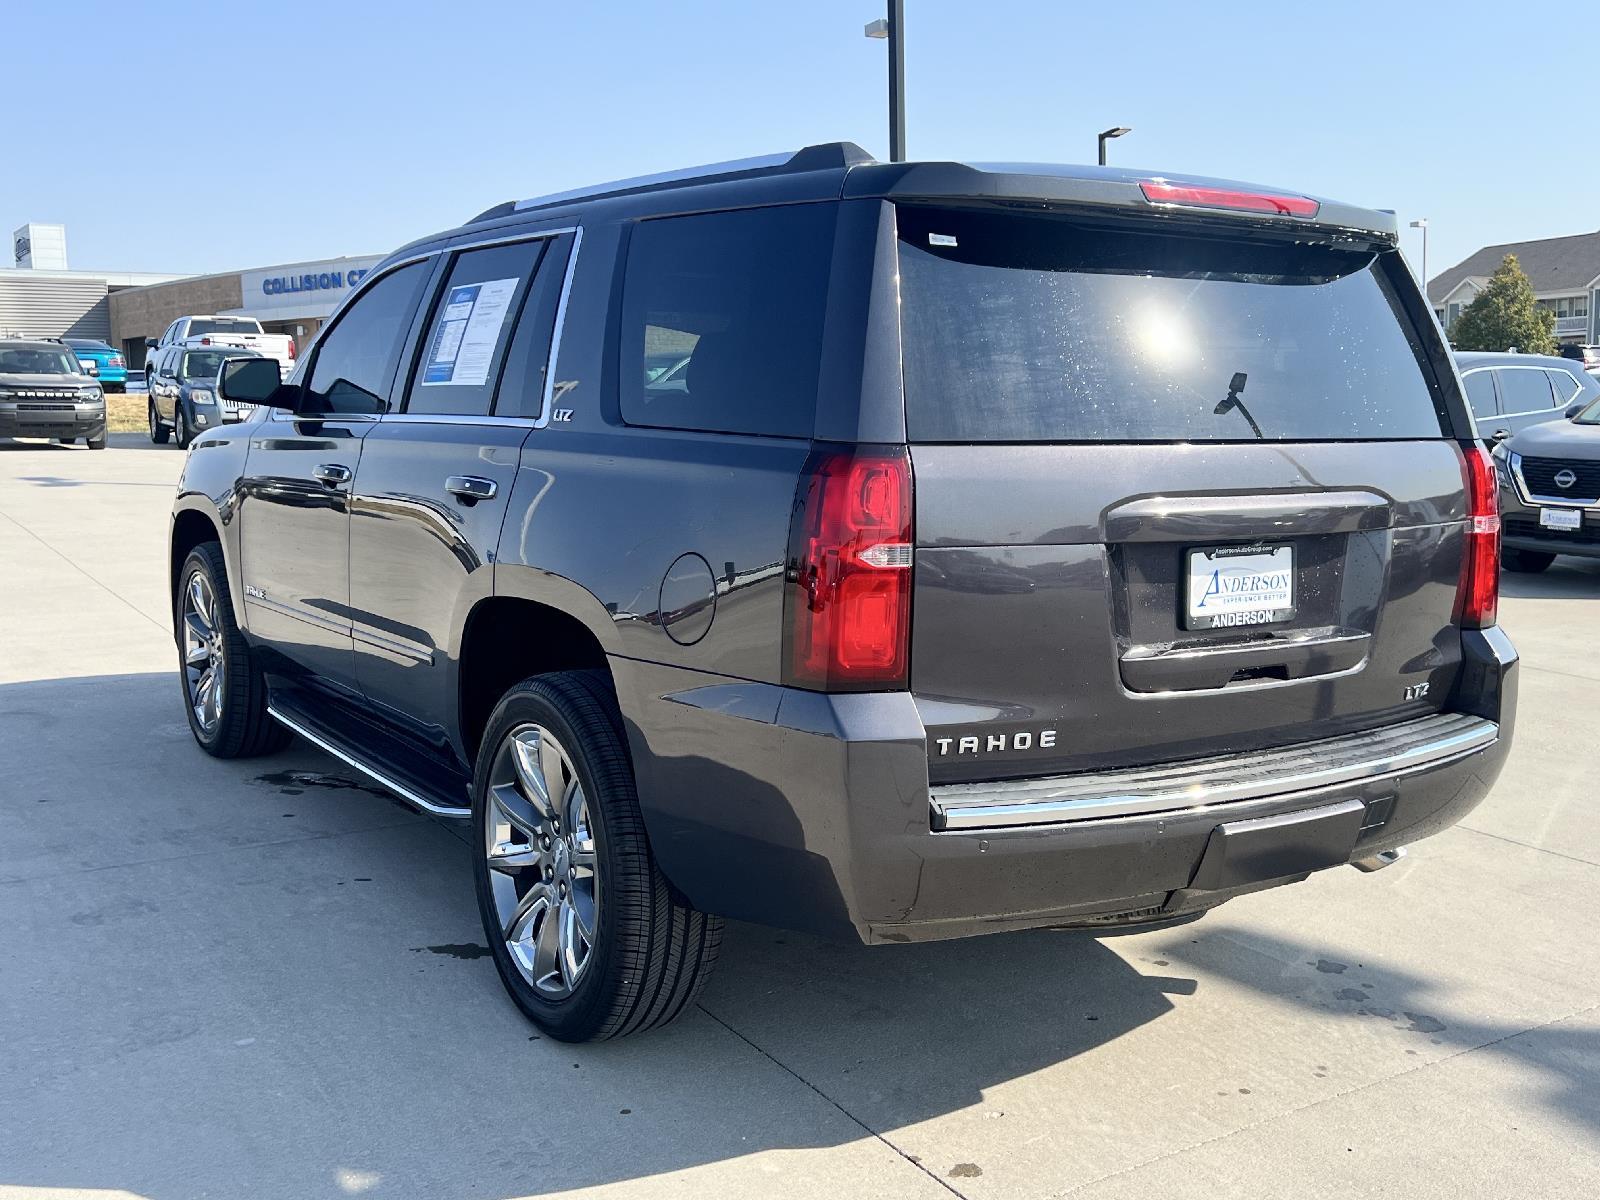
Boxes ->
[172,144,1518,1041]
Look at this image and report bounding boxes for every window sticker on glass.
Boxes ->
[928,233,958,247]
[422,277,519,386]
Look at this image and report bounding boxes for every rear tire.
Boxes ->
[1501,548,1555,573]
[149,401,169,444]
[472,670,722,1042]
[176,542,289,758]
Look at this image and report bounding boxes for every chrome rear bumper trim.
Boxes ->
[930,713,1498,832]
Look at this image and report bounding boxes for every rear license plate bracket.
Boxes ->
[1185,544,1295,631]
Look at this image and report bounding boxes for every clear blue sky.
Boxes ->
[8,0,1591,289]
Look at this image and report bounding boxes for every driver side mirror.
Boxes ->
[220,356,296,410]
[144,337,158,349]
[1565,400,1586,419]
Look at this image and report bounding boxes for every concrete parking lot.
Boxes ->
[3,434,1598,1200]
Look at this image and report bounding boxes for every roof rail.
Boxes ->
[466,142,875,224]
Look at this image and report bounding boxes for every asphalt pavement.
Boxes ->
[2,433,1597,1199]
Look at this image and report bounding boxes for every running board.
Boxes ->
[267,701,472,819]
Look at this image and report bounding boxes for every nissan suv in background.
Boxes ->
[173,144,1517,1041]
[1493,390,1600,571]
[1456,351,1600,446]
[0,338,106,448]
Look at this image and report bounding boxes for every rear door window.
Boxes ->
[1496,368,1555,414]
[492,233,575,419]
[1464,371,1499,420]
[404,239,547,417]
[896,206,1447,443]
[1545,368,1581,406]
[619,203,836,438]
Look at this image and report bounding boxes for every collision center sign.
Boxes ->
[240,256,386,314]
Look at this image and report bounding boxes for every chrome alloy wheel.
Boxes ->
[484,724,600,998]
[181,571,226,734]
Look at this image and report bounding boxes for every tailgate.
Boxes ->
[911,442,1467,783]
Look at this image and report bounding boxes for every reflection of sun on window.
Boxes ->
[1128,303,1195,368]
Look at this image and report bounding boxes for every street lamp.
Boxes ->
[1409,218,1429,298]
[864,2,906,162]
[1098,126,1131,167]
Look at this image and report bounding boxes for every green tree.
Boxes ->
[1448,254,1556,355]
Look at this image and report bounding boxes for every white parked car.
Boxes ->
[144,315,295,378]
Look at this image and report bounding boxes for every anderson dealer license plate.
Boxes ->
[1185,545,1295,630]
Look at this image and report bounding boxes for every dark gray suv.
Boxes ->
[172,143,1518,1041]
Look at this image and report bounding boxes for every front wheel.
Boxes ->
[472,671,722,1042]
[1502,547,1556,574]
[149,401,169,444]
[176,542,289,757]
[86,431,106,450]
[175,406,192,449]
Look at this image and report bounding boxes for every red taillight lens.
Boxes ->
[1140,180,1320,218]
[1456,445,1500,629]
[785,445,913,691]
[288,337,297,360]
[200,337,212,345]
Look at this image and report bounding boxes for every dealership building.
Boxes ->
[1,221,380,369]
[108,253,384,366]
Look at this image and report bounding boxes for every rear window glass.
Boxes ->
[187,318,259,337]
[619,204,836,438]
[896,207,1447,443]
[1496,368,1555,413]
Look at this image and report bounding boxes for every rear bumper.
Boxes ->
[616,626,1518,944]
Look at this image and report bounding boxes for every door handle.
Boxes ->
[313,463,353,487]
[445,475,498,503]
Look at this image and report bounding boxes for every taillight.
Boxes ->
[288,337,297,360]
[785,445,913,691]
[1140,180,1320,218]
[1456,445,1500,629]
[200,337,212,346]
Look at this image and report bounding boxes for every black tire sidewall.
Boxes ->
[471,678,640,1041]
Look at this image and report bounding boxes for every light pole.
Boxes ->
[1098,126,1131,167]
[864,2,906,162]
[1409,218,1429,297]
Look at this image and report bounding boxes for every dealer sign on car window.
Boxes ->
[1186,544,1295,630]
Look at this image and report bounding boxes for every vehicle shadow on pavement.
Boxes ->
[1,670,1198,1200]
[1159,924,1600,1139]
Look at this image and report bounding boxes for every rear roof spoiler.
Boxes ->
[842,161,1398,241]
